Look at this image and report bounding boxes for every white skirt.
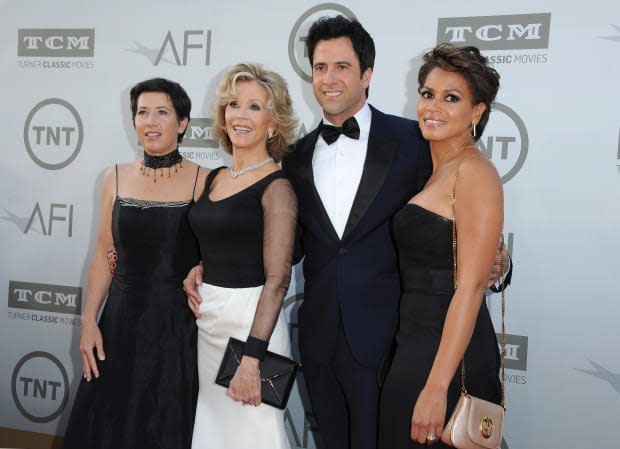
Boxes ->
[191,282,291,449]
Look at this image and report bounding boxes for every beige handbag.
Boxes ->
[441,158,506,449]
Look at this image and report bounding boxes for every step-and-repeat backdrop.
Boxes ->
[2,1,619,448]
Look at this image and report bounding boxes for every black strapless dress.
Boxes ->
[63,197,200,449]
[378,204,501,449]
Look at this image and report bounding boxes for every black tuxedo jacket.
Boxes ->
[283,105,432,367]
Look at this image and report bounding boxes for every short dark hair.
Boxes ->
[306,15,375,96]
[418,44,500,140]
[129,78,191,143]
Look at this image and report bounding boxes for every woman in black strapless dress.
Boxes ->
[379,44,504,448]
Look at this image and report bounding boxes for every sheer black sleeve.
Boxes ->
[247,176,298,346]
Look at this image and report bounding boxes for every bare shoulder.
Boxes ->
[184,160,211,176]
[458,152,501,189]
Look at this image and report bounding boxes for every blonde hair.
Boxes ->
[213,63,299,161]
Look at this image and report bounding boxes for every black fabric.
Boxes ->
[243,335,268,360]
[189,168,287,288]
[189,166,297,343]
[319,117,360,144]
[215,337,299,409]
[63,198,200,449]
[378,204,501,449]
[302,317,381,449]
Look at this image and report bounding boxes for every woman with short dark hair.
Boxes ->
[63,78,208,449]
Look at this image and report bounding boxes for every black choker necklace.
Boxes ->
[141,149,183,183]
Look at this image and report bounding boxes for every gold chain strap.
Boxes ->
[451,154,506,408]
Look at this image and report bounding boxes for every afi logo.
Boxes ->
[9,281,82,315]
[18,29,95,57]
[24,202,74,237]
[128,30,212,66]
[437,13,551,50]
[11,352,69,423]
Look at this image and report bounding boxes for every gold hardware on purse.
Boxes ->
[442,393,504,449]
[441,156,506,449]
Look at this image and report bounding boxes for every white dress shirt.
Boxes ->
[312,103,371,239]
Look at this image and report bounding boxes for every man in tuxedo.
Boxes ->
[281,16,432,449]
[184,15,509,449]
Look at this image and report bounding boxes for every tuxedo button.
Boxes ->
[337,247,348,255]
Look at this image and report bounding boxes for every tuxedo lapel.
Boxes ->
[342,107,398,240]
[296,129,340,241]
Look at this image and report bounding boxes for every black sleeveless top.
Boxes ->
[188,166,289,288]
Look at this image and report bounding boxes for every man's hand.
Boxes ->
[106,249,117,276]
[184,264,203,318]
[488,240,509,288]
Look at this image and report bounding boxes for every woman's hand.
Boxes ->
[410,384,447,445]
[79,317,105,381]
[227,356,262,407]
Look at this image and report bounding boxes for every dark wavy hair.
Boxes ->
[306,15,375,97]
[129,78,191,143]
[418,44,500,140]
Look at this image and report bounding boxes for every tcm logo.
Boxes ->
[11,351,69,423]
[480,103,528,184]
[288,3,357,82]
[437,13,551,50]
[9,281,82,315]
[181,118,219,148]
[128,30,212,66]
[24,98,83,170]
[18,29,95,57]
[500,334,528,371]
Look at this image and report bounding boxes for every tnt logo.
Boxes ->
[24,98,83,170]
[481,103,528,184]
[11,351,69,423]
[288,3,357,83]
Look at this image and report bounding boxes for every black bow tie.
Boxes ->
[319,117,360,145]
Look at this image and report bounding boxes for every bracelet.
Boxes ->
[236,366,261,383]
[243,336,268,361]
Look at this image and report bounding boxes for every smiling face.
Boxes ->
[134,92,188,155]
[417,67,486,148]
[311,36,372,126]
[224,80,274,153]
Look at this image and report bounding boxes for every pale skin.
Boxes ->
[409,67,504,445]
[198,80,281,407]
[79,91,208,381]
